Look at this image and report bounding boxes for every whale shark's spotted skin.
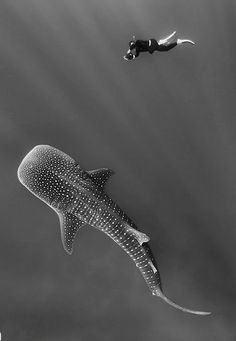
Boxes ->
[18,145,210,315]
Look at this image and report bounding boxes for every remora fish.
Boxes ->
[17,145,210,315]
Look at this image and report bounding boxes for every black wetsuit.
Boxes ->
[130,39,177,57]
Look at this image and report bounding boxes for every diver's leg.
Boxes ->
[149,38,174,53]
[164,42,177,51]
[156,39,195,52]
[155,42,177,52]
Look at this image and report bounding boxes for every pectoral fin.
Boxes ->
[57,211,85,255]
[126,226,150,245]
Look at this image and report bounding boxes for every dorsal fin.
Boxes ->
[88,168,114,190]
[57,211,85,254]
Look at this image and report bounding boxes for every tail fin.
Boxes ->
[153,290,211,315]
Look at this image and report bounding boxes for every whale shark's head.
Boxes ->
[17,145,75,206]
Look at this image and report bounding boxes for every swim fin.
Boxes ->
[158,31,177,46]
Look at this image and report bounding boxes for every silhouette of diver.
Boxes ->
[123,31,195,61]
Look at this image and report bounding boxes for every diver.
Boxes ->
[123,31,195,61]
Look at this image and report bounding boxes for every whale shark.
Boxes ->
[17,145,210,315]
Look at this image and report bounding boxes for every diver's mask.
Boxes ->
[123,52,135,61]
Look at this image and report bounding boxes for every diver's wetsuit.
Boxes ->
[130,39,177,57]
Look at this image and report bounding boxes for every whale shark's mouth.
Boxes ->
[17,145,47,184]
[17,145,56,206]
[18,153,36,186]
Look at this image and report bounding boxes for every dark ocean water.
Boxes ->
[0,0,236,340]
